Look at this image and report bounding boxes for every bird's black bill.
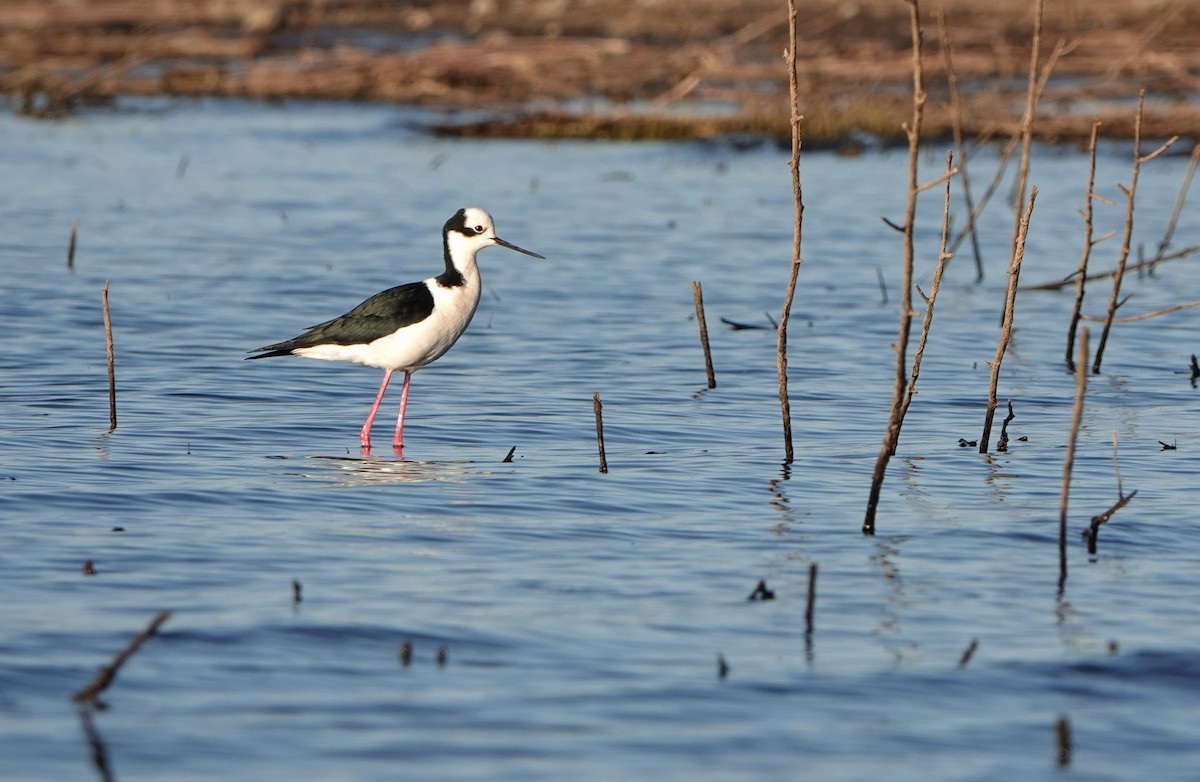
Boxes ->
[496,237,545,259]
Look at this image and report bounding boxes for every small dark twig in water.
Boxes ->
[1190,354,1199,387]
[102,281,117,431]
[720,317,770,330]
[502,446,516,463]
[804,563,817,635]
[1159,440,1177,451]
[73,610,172,704]
[997,400,1015,452]
[692,281,716,388]
[593,392,608,473]
[1055,715,1072,768]
[67,218,78,269]
[1085,490,1138,555]
[436,645,448,667]
[958,438,977,448]
[398,641,412,667]
[958,638,979,669]
[747,579,775,602]
[717,654,729,679]
[292,579,302,603]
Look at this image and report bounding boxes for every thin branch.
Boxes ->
[898,150,955,428]
[981,188,1038,453]
[938,6,983,281]
[1093,92,1176,373]
[1153,142,1200,262]
[73,610,172,704]
[863,0,924,536]
[1059,329,1089,594]
[1066,120,1102,372]
[777,0,805,465]
[1080,298,1200,323]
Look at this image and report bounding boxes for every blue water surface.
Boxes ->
[1,98,1199,781]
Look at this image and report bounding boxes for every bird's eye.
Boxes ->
[474,225,484,233]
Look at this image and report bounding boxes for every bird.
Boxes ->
[247,207,544,455]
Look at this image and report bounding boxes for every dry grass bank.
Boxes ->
[2,0,1198,143]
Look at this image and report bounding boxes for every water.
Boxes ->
[2,99,1199,781]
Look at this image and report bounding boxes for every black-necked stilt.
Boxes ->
[247,207,544,454]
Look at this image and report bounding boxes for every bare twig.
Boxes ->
[1059,329,1089,594]
[981,0,1048,452]
[1152,142,1200,263]
[898,150,955,429]
[778,0,805,465]
[1066,120,1103,372]
[1085,432,1137,554]
[948,133,1019,257]
[692,281,716,389]
[938,8,983,281]
[1080,298,1200,323]
[981,188,1038,453]
[863,0,924,536]
[72,610,172,704]
[997,399,1016,452]
[102,281,117,431]
[592,392,608,474]
[1025,242,1200,291]
[1093,91,1179,374]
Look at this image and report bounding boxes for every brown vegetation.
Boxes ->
[2,1,1199,142]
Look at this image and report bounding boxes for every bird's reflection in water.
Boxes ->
[300,454,492,486]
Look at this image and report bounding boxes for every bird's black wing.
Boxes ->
[247,282,435,359]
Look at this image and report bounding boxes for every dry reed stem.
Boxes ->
[898,150,955,427]
[1080,298,1200,323]
[937,8,983,281]
[777,0,804,465]
[948,132,1019,257]
[72,610,172,703]
[692,281,716,389]
[1152,142,1200,262]
[1066,120,1103,372]
[980,188,1037,453]
[1058,328,1088,593]
[1025,241,1200,291]
[1093,91,1179,374]
[67,218,77,268]
[861,0,924,536]
[592,392,608,474]
[1006,0,1044,267]
[101,280,116,431]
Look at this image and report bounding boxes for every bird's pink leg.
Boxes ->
[360,369,394,450]
[393,370,412,454]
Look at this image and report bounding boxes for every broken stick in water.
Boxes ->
[102,281,117,431]
[593,392,608,474]
[692,281,716,389]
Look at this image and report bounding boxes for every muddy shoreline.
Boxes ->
[2,0,1198,144]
